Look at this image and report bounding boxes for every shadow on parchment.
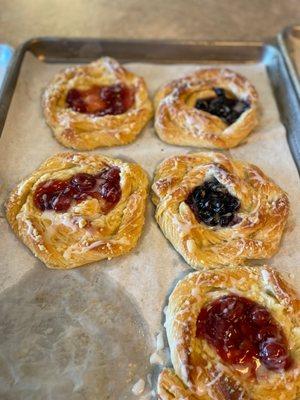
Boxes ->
[0,262,152,400]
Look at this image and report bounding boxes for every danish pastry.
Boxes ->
[152,152,289,269]
[43,57,153,150]
[157,266,300,400]
[6,152,148,269]
[154,68,258,149]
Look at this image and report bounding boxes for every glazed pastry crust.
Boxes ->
[158,369,200,400]
[5,152,148,269]
[43,57,153,150]
[152,152,289,269]
[157,266,300,400]
[154,68,258,149]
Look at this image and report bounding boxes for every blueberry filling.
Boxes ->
[185,178,240,227]
[194,87,250,125]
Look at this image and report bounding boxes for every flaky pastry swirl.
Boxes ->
[152,152,289,269]
[154,68,258,149]
[158,266,300,400]
[43,57,153,150]
[6,152,148,269]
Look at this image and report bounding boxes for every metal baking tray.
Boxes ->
[0,38,300,399]
[1,37,300,172]
[0,44,14,89]
[278,25,300,98]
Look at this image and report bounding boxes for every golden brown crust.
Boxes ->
[158,369,202,400]
[5,152,148,269]
[154,68,258,149]
[151,152,289,269]
[43,57,153,150]
[157,266,300,400]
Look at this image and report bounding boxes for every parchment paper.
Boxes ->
[0,54,299,399]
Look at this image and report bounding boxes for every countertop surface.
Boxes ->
[1,0,300,47]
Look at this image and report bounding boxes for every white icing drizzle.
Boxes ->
[83,236,130,252]
[156,331,164,351]
[132,378,145,396]
[149,352,164,365]
[206,370,223,387]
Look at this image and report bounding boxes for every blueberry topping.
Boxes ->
[194,87,249,125]
[185,177,240,227]
[214,87,225,97]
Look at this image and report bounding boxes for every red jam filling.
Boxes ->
[65,83,135,116]
[196,294,292,374]
[33,167,121,213]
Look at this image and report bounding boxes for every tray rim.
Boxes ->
[0,36,299,173]
[278,25,300,101]
[17,36,266,49]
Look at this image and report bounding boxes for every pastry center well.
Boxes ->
[185,177,240,227]
[196,294,292,374]
[33,166,121,213]
[194,87,249,125]
[66,83,135,116]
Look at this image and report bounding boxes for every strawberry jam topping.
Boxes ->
[33,167,121,213]
[65,83,135,116]
[196,294,292,373]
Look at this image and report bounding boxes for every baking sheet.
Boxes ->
[278,26,300,104]
[285,26,300,77]
[0,54,299,399]
[0,44,14,89]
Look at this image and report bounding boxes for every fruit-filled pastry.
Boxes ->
[6,153,148,269]
[43,57,153,150]
[158,266,300,400]
[154,68,258,149]
[152,152,289,269]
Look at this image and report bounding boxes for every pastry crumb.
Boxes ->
[132,378,145,396]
